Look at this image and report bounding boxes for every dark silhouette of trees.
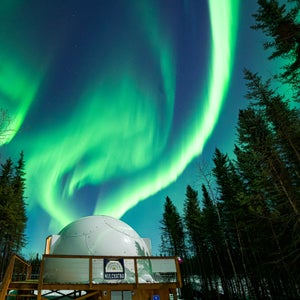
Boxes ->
[0,152,27,279]
[160,196,193,299]
[160,196,186,257]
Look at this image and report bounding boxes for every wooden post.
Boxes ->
[89,257,93,288]
[0,255,16,300]
[37,255,45,300]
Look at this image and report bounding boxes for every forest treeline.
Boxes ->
[0,152,27,278]
[160,1,300,299]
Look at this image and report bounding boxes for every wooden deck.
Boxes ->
[0,254,182,300]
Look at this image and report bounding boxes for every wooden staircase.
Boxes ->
[0,254,38,299]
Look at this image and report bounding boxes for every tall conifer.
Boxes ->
[0,153,27,278]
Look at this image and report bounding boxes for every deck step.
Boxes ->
[7,294,37,297]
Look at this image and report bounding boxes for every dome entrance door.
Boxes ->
[111,290,132,300]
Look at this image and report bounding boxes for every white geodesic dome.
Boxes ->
[49,215,150,256]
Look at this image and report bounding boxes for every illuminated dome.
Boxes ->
[50,215,150,256]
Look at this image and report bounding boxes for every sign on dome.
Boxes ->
[104,258,125,280]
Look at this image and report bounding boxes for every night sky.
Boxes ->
[0,0,278,256]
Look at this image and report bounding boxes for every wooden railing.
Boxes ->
[0,254,32,300]
[39,254,182,286]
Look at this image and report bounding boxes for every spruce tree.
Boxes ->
[0,158,14,277]
[183,185,211,294]
[12,151,27,252]
[0,153,27,278]
[252,0,300,83]
[159,196,192,299]
[201,184,232,297]
[244,69,300,178]
[160,196,185,257]
[212,148,249,298]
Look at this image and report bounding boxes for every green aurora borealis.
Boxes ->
[0,0,241,253]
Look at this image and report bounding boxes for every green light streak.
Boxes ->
[67,71,162,194]
[202,0,240,137]
[0,2,52,145]
[133,0,176,148]
[94,0,240,218]
[0,54,43,145]
[22,1,178,229]
[25,69,165,229]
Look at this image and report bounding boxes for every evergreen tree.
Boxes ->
[202,184,220,252]
[212,148,249,298]
[201,184,232,297]
[212,149,241,253]
[183,185,211,294]
[183,185,202,259]
[0,158,14,277]
[12,151,27,252]
[159,196,192,299]
[244,69,300,178]
[160,196,185,257]
[234,107,298,298]
[0,153,27,278]
[252,0,300,83]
